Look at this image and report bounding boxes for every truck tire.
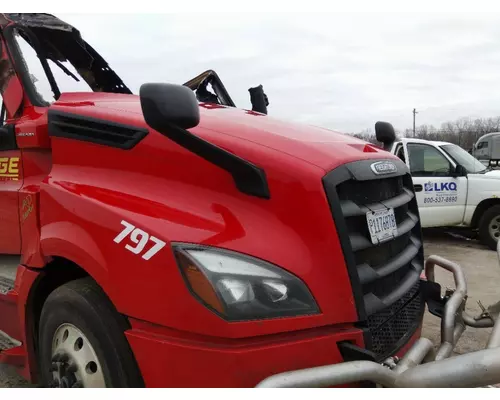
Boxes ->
[37,277,143,388]
[479,205,500,250]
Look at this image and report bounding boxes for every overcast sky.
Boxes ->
[55,13,500,134]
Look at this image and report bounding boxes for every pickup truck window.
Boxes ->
[395,144,406,163]
[407,143,452,177]
[441,144,487,174]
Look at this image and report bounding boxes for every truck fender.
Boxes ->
[470,198,500,228]
[17,222,111,383]
[39,221,109,292]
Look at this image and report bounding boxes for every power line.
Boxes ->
[412,108,418,137]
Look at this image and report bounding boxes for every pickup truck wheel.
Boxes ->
[479,205,500,250]
[38,278,143,388]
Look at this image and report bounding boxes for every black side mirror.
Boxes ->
[375,121,396,151]
[140,83,200,131]
[453,164,467,177]
[248,85,269,115]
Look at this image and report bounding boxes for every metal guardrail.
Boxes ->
[256,242,500,388]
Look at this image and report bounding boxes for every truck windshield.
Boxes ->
[440,144,487,173]
[8,26,131,106]
[13,29,92,104]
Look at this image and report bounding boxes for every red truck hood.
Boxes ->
[55,93,387,171]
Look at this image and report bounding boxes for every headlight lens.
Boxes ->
[174,245,319,321]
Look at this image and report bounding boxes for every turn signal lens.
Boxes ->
[175,251,224,313]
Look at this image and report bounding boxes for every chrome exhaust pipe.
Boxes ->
[395,345,500,388]
[257,342,500,388]
[256,255,500,388]
[256,361,396,388]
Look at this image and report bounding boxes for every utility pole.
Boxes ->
[413,108,418,137]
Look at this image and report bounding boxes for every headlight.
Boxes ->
[173,244,319,321]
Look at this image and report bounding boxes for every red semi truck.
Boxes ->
[0,13,425,388]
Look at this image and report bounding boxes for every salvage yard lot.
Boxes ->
[0,229,497,388]
[422,229,497,356]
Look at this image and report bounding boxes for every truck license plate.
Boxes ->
[366,208,398,245]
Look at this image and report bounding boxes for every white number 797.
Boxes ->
[113,220,166,260]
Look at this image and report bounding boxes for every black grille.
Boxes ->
[336,176,403,204]
[366,281,421,329]
[368,285,424,358]
[323,158,424,360]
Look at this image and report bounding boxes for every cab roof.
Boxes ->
[0,13,73,30]
[477,132,500,141]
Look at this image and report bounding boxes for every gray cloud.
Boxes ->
[57,12,500,134]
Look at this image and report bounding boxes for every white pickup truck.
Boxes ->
[375,121,500,250]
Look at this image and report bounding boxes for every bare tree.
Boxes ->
[350,114,500,151]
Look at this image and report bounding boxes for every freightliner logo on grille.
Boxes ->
[370,161,397,175]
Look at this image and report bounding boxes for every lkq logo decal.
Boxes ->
[424,181,457,193]
[371,161,397,175]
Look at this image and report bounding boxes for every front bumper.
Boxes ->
[124,320,421,388]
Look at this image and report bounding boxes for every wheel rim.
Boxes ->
[488,216,500,242]
[49,323,105,388]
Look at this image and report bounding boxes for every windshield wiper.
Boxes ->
[42,40,80,83]
[19,28,61,100]
[49,58,80,82]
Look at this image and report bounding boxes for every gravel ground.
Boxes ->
[0,365,30,387]
[0,229,497,388]
[421,229,498,356]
